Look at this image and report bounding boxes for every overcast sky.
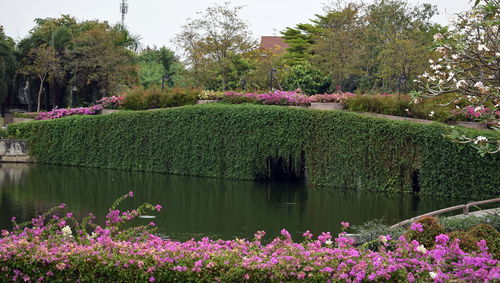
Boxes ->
[1,0,472,50]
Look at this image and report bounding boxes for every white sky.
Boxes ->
[0,0,472,50]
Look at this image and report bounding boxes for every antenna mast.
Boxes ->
[120,0,128,26]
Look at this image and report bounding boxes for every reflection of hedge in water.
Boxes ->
[9,104,500,198]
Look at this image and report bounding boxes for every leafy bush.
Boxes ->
[120,88,198,110]
[405,216,445,248]
[440,214,500,232]
[346,94,412,116]
[467,224,500,259]
[0,194,498,282]
[198,90,225,100]
[448,224,500,259]
[8,104,500,198]
[120,88,147,110]
[282,63,330,95]
[0,127,7,138]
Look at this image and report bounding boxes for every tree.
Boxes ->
[15,16,140,108]
[138,46,179,88]
[417,0,499,155]
[310,2,366,91]
[20,45,62,112]
[66,28,137,101]
[0,27,16,108]
[282,64,330,94]
[174,3,257,90]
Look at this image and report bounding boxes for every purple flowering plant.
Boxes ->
[1,193,499,282]
[95,96,124,110]
[35,105,103,120]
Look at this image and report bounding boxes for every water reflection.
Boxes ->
[0,164,463,241]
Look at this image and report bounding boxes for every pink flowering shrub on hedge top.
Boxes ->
[1,193,499,282]
[225,91,310,106]
[308,92,356,103]
[35,105,103,120]
[95,95,124,109]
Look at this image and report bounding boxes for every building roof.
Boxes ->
[259,36,289,53]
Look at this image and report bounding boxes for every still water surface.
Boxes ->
[0,164,463,241]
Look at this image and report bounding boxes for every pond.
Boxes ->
[0,164,464,241]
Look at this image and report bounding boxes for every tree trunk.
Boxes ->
[37,77,45,112]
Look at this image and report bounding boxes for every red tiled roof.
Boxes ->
[260,36,289,53]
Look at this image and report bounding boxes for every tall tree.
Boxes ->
[174,3,257,90]
[19,45,62,111]
[0,27,16,108]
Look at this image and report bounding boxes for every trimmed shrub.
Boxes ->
[467,224,500,259]
[8,104,500,198]
[448,230,481,254]
[405,216,445,248]
[120,88,198,110]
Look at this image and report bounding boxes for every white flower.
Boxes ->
[379,235,388,243]
[474,136,488,144]
[428,111,435,117]
[417,244,427,254]
[429,272,437,279]
[451,54,459,60]
[422,72,430,78]
[61,226,73,238]
[428,59,434,64]
[496,52,500,57]
[433,33,443,41]
[474,81,484,88]
[477,44,490,52]
[325,239,333,245]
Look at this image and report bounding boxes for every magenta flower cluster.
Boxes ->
[225,91,310,106]
[0,193,498,282]
[35,105,103,120]
[95,96,124,109]
[224,91,356,106]
[308,93,356,103]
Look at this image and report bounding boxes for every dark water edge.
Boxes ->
[0,163,468,241]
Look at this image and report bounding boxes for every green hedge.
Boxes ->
[8,104,500,198]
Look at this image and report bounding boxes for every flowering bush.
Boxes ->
[95,96,124,109]
[308,92,356,103]
[225,91,310,106]
[1,193,499,282]
[35,105,103,120]
[452,106,500,122]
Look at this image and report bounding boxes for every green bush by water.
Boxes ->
[8,103,500,198]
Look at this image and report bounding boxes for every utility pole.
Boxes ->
[120,0,128,26]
